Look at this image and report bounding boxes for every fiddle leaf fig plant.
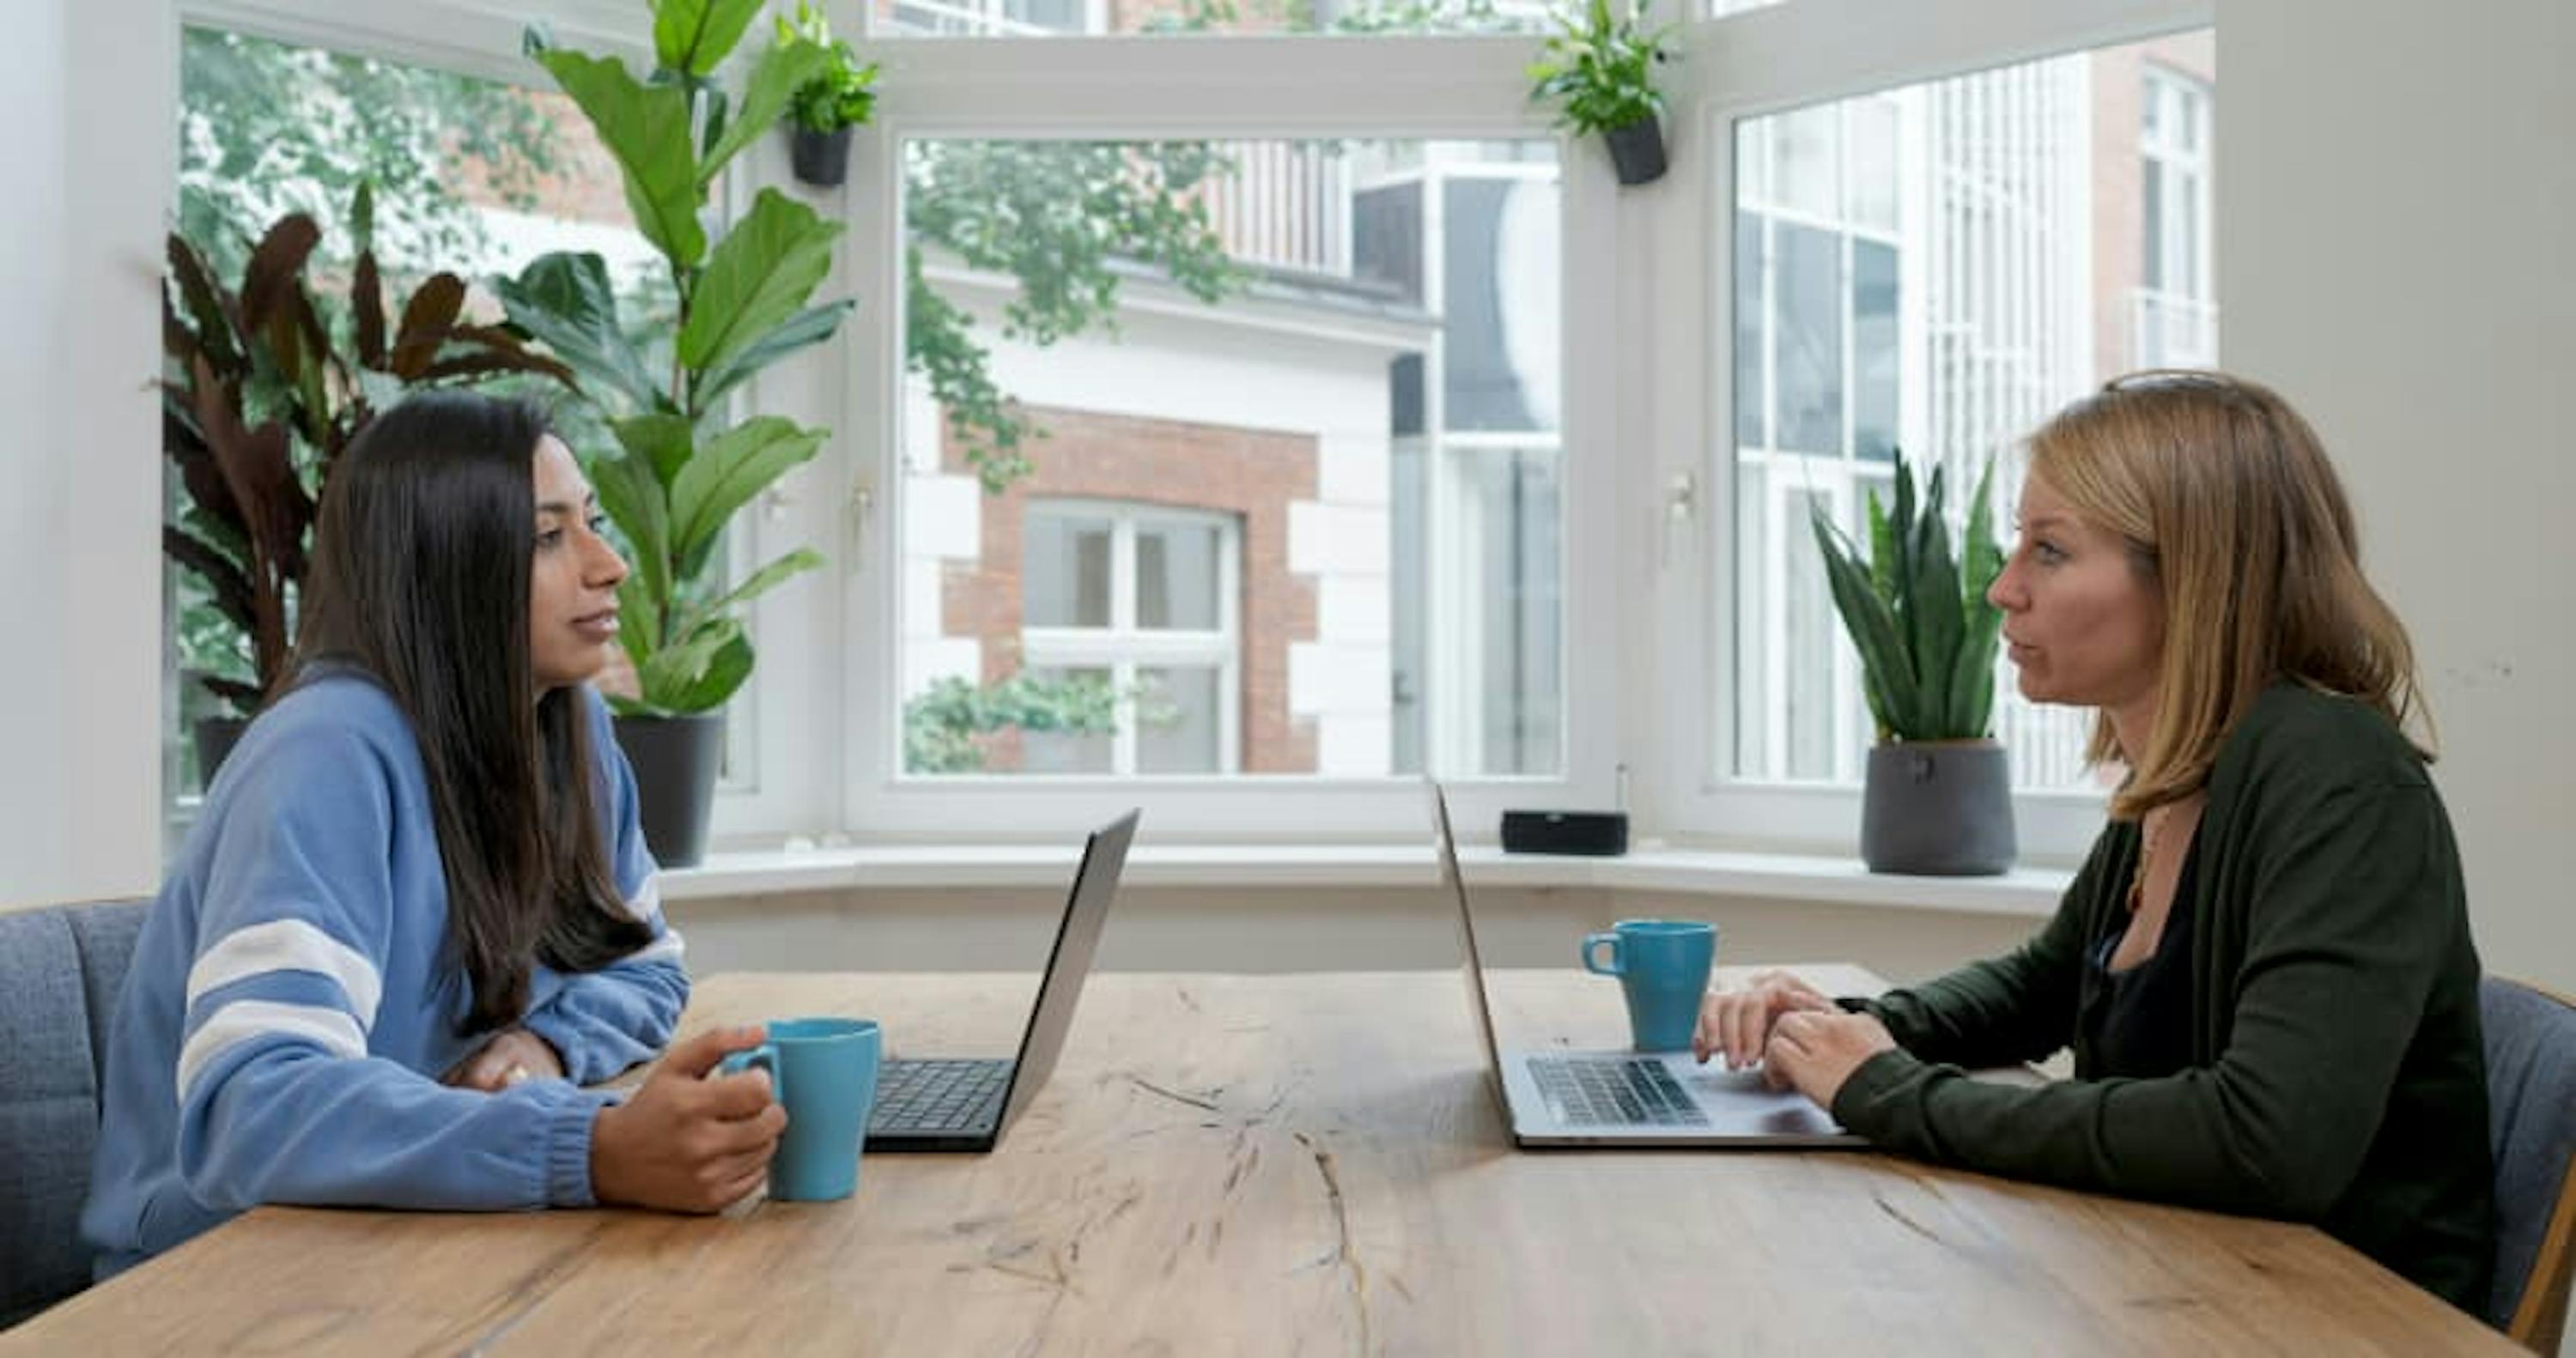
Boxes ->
[503,4,848,717]
[1808,452,2006,743]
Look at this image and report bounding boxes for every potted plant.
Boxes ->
[775,1,879,189]
[163,186,573,782]
[1808,452,2016,875]
[1527,0,1677,187]
[505,7,852,866]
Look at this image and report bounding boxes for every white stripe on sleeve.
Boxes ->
[624,873,663,924]
[186,918,384,1028]
[629,927,686,966]
[175,999,368,1103]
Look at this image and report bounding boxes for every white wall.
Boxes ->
[0,0,170,912]
[2223,1,2576,997]
[671,884,2040,986]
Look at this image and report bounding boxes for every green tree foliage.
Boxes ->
[905,140,1242,492]
[178,27,564,280]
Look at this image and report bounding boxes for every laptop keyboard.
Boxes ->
[871,1058,1011,1134]
[1528,1056,1712,1127]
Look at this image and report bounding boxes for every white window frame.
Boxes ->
[1019,500,1243,775]
[172,0,841,842]
[840,35,1623,842]
[1652,0,2215,863]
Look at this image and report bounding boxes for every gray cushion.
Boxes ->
[0,899,149,1330]
[2482,977,2576,1332]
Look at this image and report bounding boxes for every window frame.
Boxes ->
[841,37,1623,843]
[171,0,840,842]
[1653,0,2215,864]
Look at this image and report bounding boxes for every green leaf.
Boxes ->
[1865,489,1896,605]
[1960,456,2002,611]
[532,48,707,269]
[697,300,853,409]
[611,412,697,489]
[615,571,663,672]
[665,627,756,712]
[1811,503,1919,743]
[677,190,843,376]
[1948,597,2002,739]
[495,252,665,413]
[669,416,826,579]
[1905,501,1963,738]
[637,615,750,712]
[653,0,766,77]
[671,547,821,640]
[699,39,833,188]
[591,452,672,624]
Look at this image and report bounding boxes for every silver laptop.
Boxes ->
[1429,784,1865,1149]
[865,809,1137,1152]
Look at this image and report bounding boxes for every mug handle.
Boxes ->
[716,1044,783,1105]
[1580,932,1625,977]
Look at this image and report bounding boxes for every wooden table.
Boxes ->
[7,968,2514,1355]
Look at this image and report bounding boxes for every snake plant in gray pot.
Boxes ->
[1808,452,2017,875]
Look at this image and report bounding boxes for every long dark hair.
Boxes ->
[286,391,653,1034]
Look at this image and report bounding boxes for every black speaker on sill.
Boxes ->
[1500,809,1630,857]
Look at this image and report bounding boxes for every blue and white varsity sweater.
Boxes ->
[80,674,688,1277]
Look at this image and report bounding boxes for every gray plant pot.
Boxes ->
[191,716,251,788]
[612,714,726,869]
[1860,740,2017,876]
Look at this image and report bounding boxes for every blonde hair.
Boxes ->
[2026,370,2431,820]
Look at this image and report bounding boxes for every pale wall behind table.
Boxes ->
[2222,0,2576,999]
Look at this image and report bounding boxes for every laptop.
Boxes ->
[866,809,1138,1152]
[1427,784,1865,1149]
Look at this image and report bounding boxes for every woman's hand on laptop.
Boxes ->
[1761,1010,1896,1111]
[1693,970,1836,1077]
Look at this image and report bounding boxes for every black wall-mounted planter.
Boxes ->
[790,124,854,188]
[1602,118,1669,187]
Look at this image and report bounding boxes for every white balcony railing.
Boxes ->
[2129,287,2219,372]
[1198,141,1351,277]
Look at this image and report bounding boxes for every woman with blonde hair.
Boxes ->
[1698,371,2492,1312]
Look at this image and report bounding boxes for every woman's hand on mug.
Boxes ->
[591,1025,787,1214]
[1692,969,1837,1076]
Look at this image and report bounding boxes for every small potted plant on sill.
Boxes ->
[1809,451,2017,876]
[777,1,879,189]
[1527,0,1676,187]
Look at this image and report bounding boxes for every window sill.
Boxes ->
[661,842,2072,918]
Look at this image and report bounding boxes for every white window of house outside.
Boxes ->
[1018,501,1243,775]
[2138,64,2217,369]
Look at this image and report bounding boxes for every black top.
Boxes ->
[1835,683,2494,1314]
[2076,842,2199,1081]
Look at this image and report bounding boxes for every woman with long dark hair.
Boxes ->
[84,393,783,1275]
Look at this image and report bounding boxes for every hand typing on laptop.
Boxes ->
[1694,973,1896,1109]
[1692,969,1836,1076]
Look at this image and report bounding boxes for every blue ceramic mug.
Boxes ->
[1580,919,1718,1052]
[717,1017,882,1202]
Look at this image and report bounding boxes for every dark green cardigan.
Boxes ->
[1834,683,2494,1313]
